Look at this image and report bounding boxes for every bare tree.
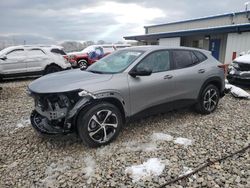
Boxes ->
[97,40,105,45]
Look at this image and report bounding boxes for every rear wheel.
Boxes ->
[44,65,62,75]
[77,102,123,147]
[195,84,220,114]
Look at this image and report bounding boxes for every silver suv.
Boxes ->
[0,45,71,80]
[28,46,225,147]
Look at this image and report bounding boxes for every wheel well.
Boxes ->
[199,77,223,98]
[73,97,126,132]
[207,80,222,91]
[44,63,61,71]
[78,59,88,63]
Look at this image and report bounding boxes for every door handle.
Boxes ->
[198,69,205,73]
[164,75,173,79]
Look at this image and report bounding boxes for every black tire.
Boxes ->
[195,84,220,114]
[78,59,88,69]
[77,102,123,147]
[44,65,62,75]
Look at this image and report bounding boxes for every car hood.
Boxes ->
[234,54,250,64]
[28,69,113,94]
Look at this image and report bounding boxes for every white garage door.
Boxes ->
[159,37,180,47]
[225,32,250,64]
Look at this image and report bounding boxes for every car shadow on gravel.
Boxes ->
[32,107,193,150]
[125,107,192,128]
[1,77,36,83]
[27,130,86,151]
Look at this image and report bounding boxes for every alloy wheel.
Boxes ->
[79,61,88,69]
[203,88,218,112]
[87,110,118,143]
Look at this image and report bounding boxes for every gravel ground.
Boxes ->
[0,79,249,188]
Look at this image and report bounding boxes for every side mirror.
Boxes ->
[129,67,152,77]
[0,55,7,60]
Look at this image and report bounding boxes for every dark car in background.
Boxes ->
[227,53,250,85]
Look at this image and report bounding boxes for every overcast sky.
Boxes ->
[0,0,249,44]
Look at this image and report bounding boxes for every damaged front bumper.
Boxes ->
[28,89,96,135]
[227,68,250,85]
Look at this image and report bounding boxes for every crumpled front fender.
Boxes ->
[67,90,128,122]
[67,97,92,119]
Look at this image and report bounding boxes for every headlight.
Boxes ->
[231,62,239,69]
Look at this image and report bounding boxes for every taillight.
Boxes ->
[218,64,229,75]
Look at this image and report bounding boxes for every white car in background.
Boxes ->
[0,45,71,80]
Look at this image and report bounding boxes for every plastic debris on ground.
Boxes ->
[225,84,250,99]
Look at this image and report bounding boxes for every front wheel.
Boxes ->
[78,60,88,69]
[195,84,220,114]
[77,102,123,147]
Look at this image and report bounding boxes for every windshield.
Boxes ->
[86,50,144,74]
[0,47,13,56]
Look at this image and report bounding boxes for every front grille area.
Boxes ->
[237,62,250,71]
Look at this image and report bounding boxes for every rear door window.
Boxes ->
[27,49,46,56]
[137,50,171,73]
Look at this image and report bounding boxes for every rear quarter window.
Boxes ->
[50,48,66,55]
[193,51,207,62]
[172,50,208,69]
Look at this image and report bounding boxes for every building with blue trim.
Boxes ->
[124,11,250,64]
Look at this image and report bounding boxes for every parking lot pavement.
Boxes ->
[0,80,249,187]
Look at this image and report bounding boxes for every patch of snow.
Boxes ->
[234,54,250,64]
[239,71,250,76]
[124,141,158,152]
[41,157,72,187]
[174,137,193,146]
[82,156,96,179]
[16,123,25,128]
[96,145,114,157]
[125,158,165,182]
[16,118,31,129]
[151,132,173,142]
[226,84,250,99]
[229,69,235,75]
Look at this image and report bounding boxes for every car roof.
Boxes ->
[0,45,64,55]
[3,45,63,50]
